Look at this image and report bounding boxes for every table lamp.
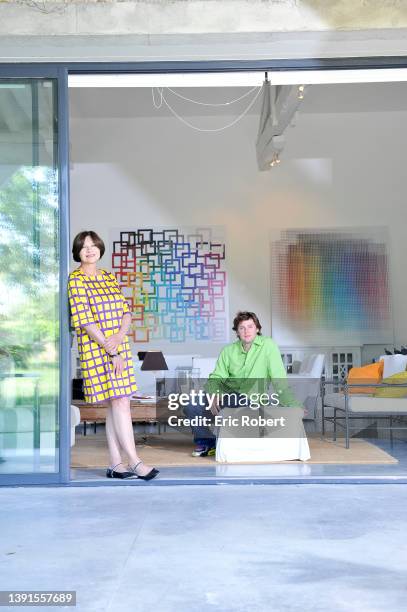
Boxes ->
[141,350,168,397]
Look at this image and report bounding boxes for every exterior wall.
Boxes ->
[1,1,407,36]
[1,1,407,62]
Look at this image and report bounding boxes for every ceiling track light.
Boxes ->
[256,79,304,171]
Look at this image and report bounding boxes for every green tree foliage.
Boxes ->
[0,167,59,367]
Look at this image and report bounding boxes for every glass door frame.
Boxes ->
[2,56,407,485]
[0,64,70,485]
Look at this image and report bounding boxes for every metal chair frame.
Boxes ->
[321,380,407,449]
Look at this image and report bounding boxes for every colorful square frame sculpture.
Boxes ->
[111,227,228,344]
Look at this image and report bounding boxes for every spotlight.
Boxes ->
[269,153,281,167]
[258,134,285,171]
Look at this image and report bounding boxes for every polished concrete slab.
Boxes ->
[0,484,406,611]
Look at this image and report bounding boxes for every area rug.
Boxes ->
[71,431,398,467]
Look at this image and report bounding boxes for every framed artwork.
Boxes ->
[271,227,393,346]
[110,227,228,344]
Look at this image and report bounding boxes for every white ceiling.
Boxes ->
[69,82,407,119]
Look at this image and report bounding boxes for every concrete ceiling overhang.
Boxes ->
[1,1,407,62]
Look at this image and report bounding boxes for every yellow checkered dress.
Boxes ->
[68,268,137,403]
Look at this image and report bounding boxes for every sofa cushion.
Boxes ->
[324,392,407,413]
[298,354,325,377]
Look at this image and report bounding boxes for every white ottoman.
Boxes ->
[215,406,311,463]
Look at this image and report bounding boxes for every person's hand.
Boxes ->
[104,332,124,354]
[111,355,125,377]
[210,397,221,416]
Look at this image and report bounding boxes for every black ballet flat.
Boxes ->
[130,461,159,481]
[106,462,135,479]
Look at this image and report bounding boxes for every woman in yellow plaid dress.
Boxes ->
[68,231,158,481]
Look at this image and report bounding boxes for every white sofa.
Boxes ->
[0,403,82,455]
[191,356,217,379]
[322,354,407,448]
[71,404,80,446]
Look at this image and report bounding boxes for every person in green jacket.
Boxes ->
[184,311,300,457]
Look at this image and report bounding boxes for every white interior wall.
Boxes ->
[69,86,407,362]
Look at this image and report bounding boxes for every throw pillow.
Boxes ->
[347,361,384,394]
[379,354,407,378]
[374,370,407,398]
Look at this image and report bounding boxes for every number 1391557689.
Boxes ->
[1,591,76,606]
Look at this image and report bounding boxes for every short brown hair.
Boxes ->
[232,311,262,335]
[72,231,105,262]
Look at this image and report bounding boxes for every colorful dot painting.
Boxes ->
[271,229,393,345]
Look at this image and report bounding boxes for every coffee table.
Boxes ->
[72,399,158,435]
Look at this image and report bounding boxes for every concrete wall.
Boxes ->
[69,84,407,360]
[1,1,407,62]
[2,1,407,35]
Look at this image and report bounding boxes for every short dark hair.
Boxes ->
[232,311,262,335]
[72,231,105,262]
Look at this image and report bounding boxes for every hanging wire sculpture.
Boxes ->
[152,85,262,133]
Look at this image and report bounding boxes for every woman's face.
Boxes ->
[79,235,101,264]
[237,318,259,343]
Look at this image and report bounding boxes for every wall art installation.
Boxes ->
[271,227,393,346]
[111,227,228,344]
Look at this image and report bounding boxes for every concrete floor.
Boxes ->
[1,485,407,612]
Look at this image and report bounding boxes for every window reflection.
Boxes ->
[0,80,59,474]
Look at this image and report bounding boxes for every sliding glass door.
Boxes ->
[0,68,70,484]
